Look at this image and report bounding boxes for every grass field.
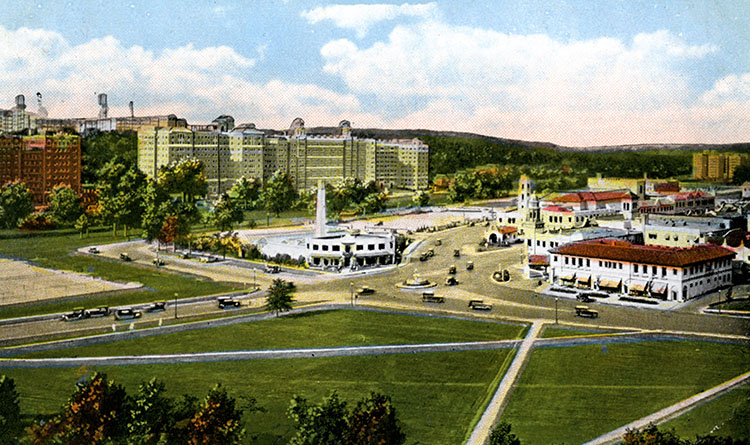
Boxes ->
[540,326,625,338]
[663,384,750,439]
[715,299,750,311]
[0,229,237,319]
[2,349,512,444]
[500,340,750,444]
[19,309,528,358]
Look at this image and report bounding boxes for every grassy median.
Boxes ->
[500,340,750,444]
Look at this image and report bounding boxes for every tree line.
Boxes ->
[0,373,406,444]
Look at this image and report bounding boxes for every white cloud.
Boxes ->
[0,25,368,128]
[301,2,438,38]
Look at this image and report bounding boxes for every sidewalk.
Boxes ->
[465,320,544,445]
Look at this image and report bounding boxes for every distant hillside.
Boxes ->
[303,126,750,153]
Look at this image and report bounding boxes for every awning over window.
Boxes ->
[599,279,621,289]
[560,274,576,282]
[629,282,648,294]
[577,275,591,284]
[651,283,667,295]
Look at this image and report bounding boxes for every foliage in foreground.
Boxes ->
[287,391,406,445]
[267,279,296,316]
[624,423,748,445]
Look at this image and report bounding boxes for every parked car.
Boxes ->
[152,258,165,267]
[88,306,110,317]
[453,249,460,258]
[469,301,492,311]
[357,286,375,295]
[88,247,100,254]
[265,264,281,273]
[445,276,459,286]
[218,297,241,308]
[466,261,474,271]
[61,307,89,321]
[119,253,132,262]
[434,239,442,246]
[448,265,457,274]
[145,301,167,312]
[114,308,142,320]
[421,291,445,303]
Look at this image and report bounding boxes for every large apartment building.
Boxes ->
[0,134,82,206]
[137,119,429,195]
[693,151,750,181]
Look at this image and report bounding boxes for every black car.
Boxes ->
[115,308,142,320]
[88,306,110,317]
[152,258,165,267]
[61,307,89,321]
[145,301,167,312]
[88,247,100,254]
[119,253,132,262]
[218,297,241,309]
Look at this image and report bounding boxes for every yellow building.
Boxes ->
[692,151,750,181]
[137,119,429,196]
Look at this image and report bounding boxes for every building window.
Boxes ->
[333,245,340,251]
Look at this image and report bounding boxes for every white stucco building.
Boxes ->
[549,239,734,302]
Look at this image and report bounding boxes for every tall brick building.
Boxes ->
[0,134,82,206]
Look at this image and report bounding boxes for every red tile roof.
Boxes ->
[552,190,634,203]
[542,205,573,213]
[550,239,734,267]
[497,225,517,234]
[529,254,549,265]
[674,191,711,201]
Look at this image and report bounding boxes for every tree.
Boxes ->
[489,421,521,445]
[230,176,261,211]
[0,181,33,229]
[29,372,131,444]
[447,171,475,203]
[81,131,137,183]
[97,158,147,237]
[0,375,22,443]
[74,213,90,238]
[411,190,430,207]
[733,164,750,185]
[260,170,297,217]
[158,158,208,204]
[267,279,296,316]
[287,392,349,445]
[184,384,245,445]
[47,185,82,226]
[623,423,686,445]
[128,378,174,444]
[141,180,173,244]
[357,192,387,215]
[210,193,244,232]
[345,392,405,445]
[160,215,189,248]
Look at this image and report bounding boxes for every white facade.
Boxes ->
[550,240,734,302]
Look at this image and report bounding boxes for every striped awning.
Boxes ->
[629,282,648,293]
[577,275,591,284]
[651,283,667,295]
[560,274,576,282]
[599,279,621,289]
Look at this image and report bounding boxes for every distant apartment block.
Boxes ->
[0,134,82,206]
[693,151,750,181]
[137,119,429,195]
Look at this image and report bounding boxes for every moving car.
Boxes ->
[448,265,457,274]
[145,301,167,312]
[357,286,375,295]
[218,297,241,308]
[119,253,132,262]
[88,306,110,317]
[468,300,492,311]
[445,276,459,286]
[575,305,599,318]
[88,247,100,254]
[114,308,142,320]
[466,261,474,271]
[152,258,165,267]
[421,291,445,303]
[265,264,281,273]
[453,249,460,258]
[61,307,89,321]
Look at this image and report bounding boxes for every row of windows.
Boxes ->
[309,243,388,252]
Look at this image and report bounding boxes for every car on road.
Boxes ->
[575,305,599,318]
[421,291,445,303]
[357,286,375,295]
[218,297,241,308]
[434,239,442,246]
[88,306,110,317]
[119,253,132,262]
[88,247,100,254]
[453,249,460,258]
[445,276,459,286]
[448,265,457,274]
[114,308,142,320]
[61,307,89,321]
[145,301,167,312]
[265,264,281,273]
[466,261,474,271]
[152,258,165,267]
[469,301,492,311]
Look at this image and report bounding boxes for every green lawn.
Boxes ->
[19,310,527,357]
[540,326,623,338]
[663,384,750,439]
[0,229,237,319]
[500,341,750,444]
[714,299,750,311]
[2,349,512,444]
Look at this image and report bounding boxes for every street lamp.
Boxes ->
[174,292,178,319]
[555,297,559,324]
[350,281,354,306]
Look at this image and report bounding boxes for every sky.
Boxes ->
[1,0,748,146]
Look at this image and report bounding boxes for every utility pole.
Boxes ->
[174,292,178,319]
